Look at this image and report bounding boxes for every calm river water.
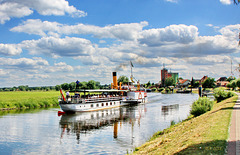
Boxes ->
[0,93,198,155]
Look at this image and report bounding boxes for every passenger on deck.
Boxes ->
[66,91,70,99]
[76,80,80,89]
[74,92,80,98]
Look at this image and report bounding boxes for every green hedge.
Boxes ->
[213,88,235,103]
[190,97,214,117]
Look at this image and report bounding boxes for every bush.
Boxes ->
[151,88,157,92]
[190,97,214,117]
[158,88,164,92]
[213,88,235,103]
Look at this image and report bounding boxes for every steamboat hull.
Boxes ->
[59,100,129,112]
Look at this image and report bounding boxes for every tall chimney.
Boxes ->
[113,72,118,89]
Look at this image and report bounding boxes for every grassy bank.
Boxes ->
[133,95,238,154]
[0,91,60,110]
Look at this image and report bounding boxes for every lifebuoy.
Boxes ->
[138,92,142,99]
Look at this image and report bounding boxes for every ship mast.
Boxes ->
[130,61,135,83]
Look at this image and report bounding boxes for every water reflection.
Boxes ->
[59,104,147,144]
[162,104,179,117]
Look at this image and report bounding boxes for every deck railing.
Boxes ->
[59,96,125,104]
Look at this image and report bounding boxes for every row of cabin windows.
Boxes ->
[91,102,116,108]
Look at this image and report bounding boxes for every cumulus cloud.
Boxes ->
[220,0,232,5]
[75,55,110,66]
[0,2,33,24]
[165,0,178,3]
[134,56,174,67]
[45,62,73,72]
[21,36,95,58]
[185,55,231,65]
[0,69,9,77]
[205,24,220,29]
[0,57,49,73]
[136,24,238,58]
[0,0,87,24]
[219,24,240,39]
[0,44,22,56]
[0,57,74,79]
[138,24,198,46]
[11,19,62,37]
[0,57,48,67]
[11,19,148,40]
[8,22,240,67]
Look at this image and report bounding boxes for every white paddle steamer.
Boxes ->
[58,71,147,112]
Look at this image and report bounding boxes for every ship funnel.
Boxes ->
[112,72,118,89]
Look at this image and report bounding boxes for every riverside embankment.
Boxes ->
[133,94,238,154]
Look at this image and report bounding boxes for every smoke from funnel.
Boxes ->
[114,63,128,72]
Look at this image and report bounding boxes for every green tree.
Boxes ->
[202,77,215,88]
[227,76,236,82]
[95,81,101,89]
[194,81,200,88]
[61,83,69,90]
[146,81,151,88]
[236,79,240,91]
[118,76,129,84]
[80,81,88,89]
[55,85,61,91]
[165,77,175,87]
[18,85,29,91]
[228,80,237,90]
[191,77,195,87]
[69,82,76,90]
[87,80,96,89]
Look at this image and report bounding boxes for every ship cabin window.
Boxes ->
[91,104,93,108]
[106,103,108,106]
[110,102,112,105]
[102,103,104,106]
[114,102,115,105]
[97,104,99,107]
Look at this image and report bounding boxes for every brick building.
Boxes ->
[161,67,179,87]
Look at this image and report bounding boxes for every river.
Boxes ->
[0,93,198,154]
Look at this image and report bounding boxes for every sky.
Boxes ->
[0,0,240,87]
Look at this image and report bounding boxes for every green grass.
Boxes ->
[133,94,237,154]
[0,91,60,110]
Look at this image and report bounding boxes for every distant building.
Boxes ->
[217,77,227,81]
[200,76,208,84]
[216,77,229,87]
[177,79,191,87]
[161,67,179,87]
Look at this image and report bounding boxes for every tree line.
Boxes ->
[0,80,111,91]
[0,85,56,91]
[55,80,110,91]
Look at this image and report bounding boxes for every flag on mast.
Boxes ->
[130,61,134,67]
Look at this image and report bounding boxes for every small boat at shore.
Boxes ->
[176,89,192,93]
[58,72,147,113]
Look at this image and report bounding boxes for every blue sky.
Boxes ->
[0,0,240,87]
